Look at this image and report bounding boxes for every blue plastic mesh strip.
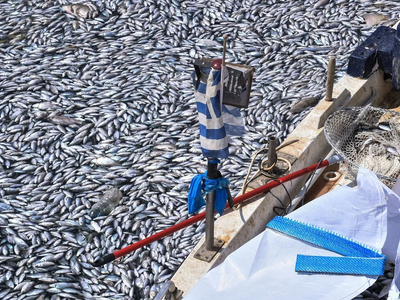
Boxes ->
[296,255,385,275]
[267,216,382,258]
[267,216,386,276]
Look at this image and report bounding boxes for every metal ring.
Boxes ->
[322,171,341,182]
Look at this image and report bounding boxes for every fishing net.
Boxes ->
[324,106,400,187]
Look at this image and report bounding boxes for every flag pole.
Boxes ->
[205,158,219,251]
[195,35,230,260]
[220,34,228,107]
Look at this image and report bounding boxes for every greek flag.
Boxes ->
[192,65,244,159]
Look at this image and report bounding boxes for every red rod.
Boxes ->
[94,156,340,266]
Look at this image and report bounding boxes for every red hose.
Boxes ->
[94,157,338,266]
[114,210,206,258]
[116,158,332,256]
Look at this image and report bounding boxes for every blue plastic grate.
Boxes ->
[266,216,386,275]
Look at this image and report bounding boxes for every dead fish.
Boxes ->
[101,188,123,203]
[48,115,82,125]
[289,96,320,114]
[387,146,400,157]
[195,39,222,48]
[314,0,329,9]
[360,138,374,152]
[33,111,50,119]
[153,144,176,152]
[33,102,59,110]
[71,20,80,30]
[62,3,98,19]
[378,123,391,131]
[92,157,119,166]
[363,14,389,26]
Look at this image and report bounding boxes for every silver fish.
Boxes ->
[62,3,99,19]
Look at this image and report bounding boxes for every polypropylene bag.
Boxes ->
[185,168,400,300]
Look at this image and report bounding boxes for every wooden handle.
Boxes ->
[325,55,336,101]
[222,34,228,66]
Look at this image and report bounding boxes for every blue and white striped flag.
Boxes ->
[192,65,244,158]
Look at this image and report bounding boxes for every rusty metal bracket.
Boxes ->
[193,238,225,262]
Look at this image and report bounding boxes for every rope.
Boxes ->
[260,157,291,172]
[260,160,276,171]
[240,147,268,195]
[267,216,386,276]
[238,139,299,201]
[271,179,292,216]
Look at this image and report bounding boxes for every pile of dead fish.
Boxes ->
[0,0,398,299]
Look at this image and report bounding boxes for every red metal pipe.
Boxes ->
[93,155,341,266]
